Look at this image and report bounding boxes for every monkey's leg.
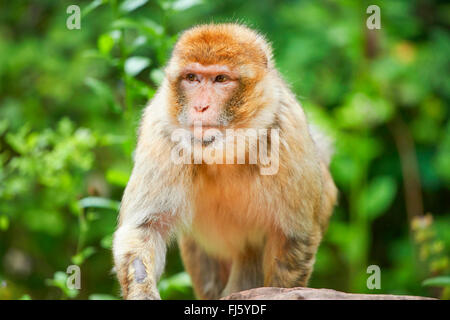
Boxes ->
[178,236,229,299]
[220,248,264,297]
[263,232,320,287]
[113,223,167,300]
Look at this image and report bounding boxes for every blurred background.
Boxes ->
[0,0,449,300]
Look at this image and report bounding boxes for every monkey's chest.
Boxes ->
[191,204,266,259]
[190,168,275,259]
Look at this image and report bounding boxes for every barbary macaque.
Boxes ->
[113,23,337,300]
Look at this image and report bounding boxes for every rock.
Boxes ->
[221,287,434,300]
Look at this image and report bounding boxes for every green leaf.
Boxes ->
[422,276,450,287]
[139,19,164,37]
[82,0,105,17]
[120,0,149,12]
[112,18,163,38]
[111,18,138,30]
[45,271,79,298]
[158,272,192,299]
[89,294,120,300]
[98,33,115,55]
[79,197,120,211]
[124,56,151,76]
[71,247,96,265]
[358,176,397,220]
[166,0,203,11]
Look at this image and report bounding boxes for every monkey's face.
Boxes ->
[175,62,241,141]
[166,24,272,143]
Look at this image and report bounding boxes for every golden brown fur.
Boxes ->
[113,23,337,300]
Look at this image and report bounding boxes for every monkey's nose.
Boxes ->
[194,105,210,113]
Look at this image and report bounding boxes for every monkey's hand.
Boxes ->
[113,224,167,300]
[124,257,161,300]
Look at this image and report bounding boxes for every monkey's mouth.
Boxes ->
[190,134,216,146]
[188,124,224,146]
[201,135,215,146]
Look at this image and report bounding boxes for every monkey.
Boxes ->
[112,23,337,300]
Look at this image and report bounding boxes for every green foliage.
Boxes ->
[357,176,397,221]
[79,197,121,211]
[422,276,450,287]
[46,271,79,299]
[158,272,194,299]
[422,276,450,300]
[89,293,120,300]
[0,0,448,300]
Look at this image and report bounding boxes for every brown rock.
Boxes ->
[221,287,435,300]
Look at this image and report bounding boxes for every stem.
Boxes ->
[76,208,87,254]
[388,117,424,222]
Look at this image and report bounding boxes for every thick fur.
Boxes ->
[113,23,337,300]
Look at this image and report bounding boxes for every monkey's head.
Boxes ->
[165,23,276,142]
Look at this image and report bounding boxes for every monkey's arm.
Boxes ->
[263,231,321,288]
[262,164,336,287]
[112,144,189,299]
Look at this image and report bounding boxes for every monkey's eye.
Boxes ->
[214,75,229,83]
[186,73,197,82]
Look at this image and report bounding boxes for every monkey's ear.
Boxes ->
[164,55,183,82]
[255,34,274,70]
